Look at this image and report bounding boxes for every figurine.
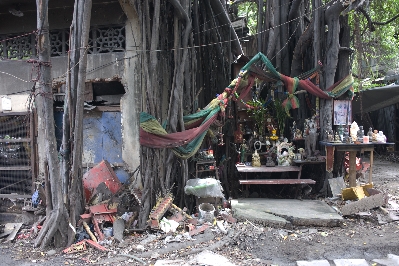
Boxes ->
[305,116,318,157]
[350,121,359,142]
[372,130,378,142]
[291,121,297,141]
[367,127,373,141]
[298,148,306,159]
[240,140,248,163]
[294,128,303,139]
[357,125,364,142]
[343,126,350,143]
[376,131,387,143]
[234,124,243,143]
[270,128,279,141]
[252,150,261,167]
[334,132,341,142]
[277,142,294,166]
[337,125,344,142]
[277,150,291,166]
[266,156,275,167]
[324,121,333,141]
[328,132,334,142]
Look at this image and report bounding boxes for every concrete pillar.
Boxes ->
[119,1,142,172]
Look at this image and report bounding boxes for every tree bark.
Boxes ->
[131,0,238,226]
[266,0,277,57]
[68,0,92,246]
[257,0,263,52]
[209,0,243,56]
[34,0,69,249]
[279,0,289,75]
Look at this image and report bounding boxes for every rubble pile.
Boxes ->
[1,159,399,265]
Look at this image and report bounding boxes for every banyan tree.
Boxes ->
[134,0,370,227]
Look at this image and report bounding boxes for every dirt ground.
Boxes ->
[1,156,399,266]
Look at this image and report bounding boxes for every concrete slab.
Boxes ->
[341,193,387,216]
[231,198,343,227]
[373,254,399,266]
[297,260,330,266]
[333,259,369,266]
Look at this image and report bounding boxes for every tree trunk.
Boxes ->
[132,0,236,227]
[257,0,263,52]
[67,0,92,246]
[279,0,289,75]
[34,0,69,249]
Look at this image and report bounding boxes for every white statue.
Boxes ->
[304,115,318,156]
[376,131,387,143]
[277,142,295,166]
[350,121,359,142]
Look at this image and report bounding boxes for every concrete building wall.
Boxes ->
[0,1,141,182]
[0,53,124,97]
[118,1,141,173]
[0,1,125,34]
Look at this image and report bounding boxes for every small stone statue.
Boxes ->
[334,132,341,143]
[328,132,334,142]
[266,156,275,167]
[252,150,261,167]
[343,126,350,143]
[357,125,364,142]
[367,127,373,140]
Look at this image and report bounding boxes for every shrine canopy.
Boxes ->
[352,84,399,114]
[240,53,355,111]
[139,52,355,159]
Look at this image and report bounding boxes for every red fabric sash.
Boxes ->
[140,113,218,148]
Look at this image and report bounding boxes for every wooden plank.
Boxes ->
[236,165,300,173]
[84,82,94,101]
[82,163,125,168]
[293,160,325,164]
[0,112,29,117]
[320,141,395,150]
[0,138,31,143]
[0,166,31,171]
[335,146,374,152]
[0,194,31,199]
[239,179,316,185]
[95,106,120,112]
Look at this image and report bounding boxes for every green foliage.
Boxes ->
[350,0,399,86]
[236,1,258,35]
[273,98,290,136]
[246,98,268,135]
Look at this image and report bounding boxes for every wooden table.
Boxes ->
[319,141,394,187]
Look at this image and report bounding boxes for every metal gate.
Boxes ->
[0,112,35,198]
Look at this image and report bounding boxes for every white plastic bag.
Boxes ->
[184,178,224,198]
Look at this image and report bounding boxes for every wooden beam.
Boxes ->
[239,179,316,185]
